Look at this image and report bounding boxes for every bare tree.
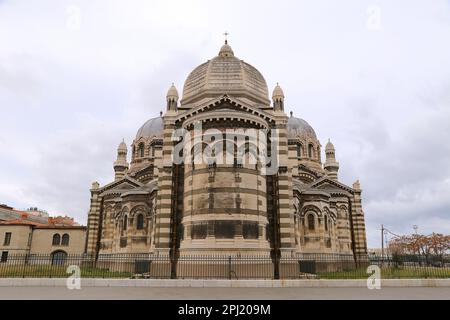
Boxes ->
[388,232,449,266]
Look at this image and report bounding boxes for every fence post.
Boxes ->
[228,256,232,280]
[102,258,106,279]
[21,254,26,278]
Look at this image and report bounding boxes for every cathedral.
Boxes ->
[86,41,368,264]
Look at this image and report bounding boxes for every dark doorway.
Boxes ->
[51,250,67,266]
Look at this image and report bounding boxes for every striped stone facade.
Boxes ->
[86,42,368,263]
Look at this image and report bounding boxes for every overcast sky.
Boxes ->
[0,0,449,247]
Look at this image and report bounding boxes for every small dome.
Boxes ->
[325,140,335,152]
[166,83,179,99]
[287,116,317,140]
[135,116,163,140]
[118,140,127,151]
[218,41,234,57]
[272,83,284,99]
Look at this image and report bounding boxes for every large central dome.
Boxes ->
[181,42,270,107]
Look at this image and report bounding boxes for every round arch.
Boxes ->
[51,250,67,266]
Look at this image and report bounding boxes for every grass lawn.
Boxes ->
[318,266,450,279]
[0,264,132,278]
[2,264,449,279]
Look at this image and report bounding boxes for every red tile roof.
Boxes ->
[0,205,83,227]
[0,219,85,229]
[0,219,46,227]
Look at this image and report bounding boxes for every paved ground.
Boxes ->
[0,287,449,300]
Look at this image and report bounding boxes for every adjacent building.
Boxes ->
[0,205,86,264]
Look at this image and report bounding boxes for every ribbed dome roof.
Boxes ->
[181,42,270,106]
[166,83,179,99]
[118,140,127,151]
[287,116,317,140]
[135,116,163,140]
[325,140,335,152]
[272,83,284,99]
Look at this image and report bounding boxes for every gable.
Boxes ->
[99,177,143,195]
[309,177,354,195]
[176,95,275,129]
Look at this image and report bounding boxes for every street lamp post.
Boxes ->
[381,224,384,265]
[413,225,421,266]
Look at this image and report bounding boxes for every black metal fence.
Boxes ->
[0,253,449,279]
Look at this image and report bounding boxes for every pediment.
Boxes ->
[176,95,275,128]
[292,178,308,192]
[309,177,354,195]
[99,177,143,195]
[316,182,340,190]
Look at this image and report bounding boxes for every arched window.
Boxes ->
[324,215,328,231]
[51,250,67,266]
[138,143,145,158]
[136,214,144,230]
[307,213,315,231]
[123,215,128,231]
[297,144,302,158]
[233,137,238,167]
[245,136,250,155]
[308,144,314,158]
[61,233,70,246]
[52,234,61,246]
[340,209,347,219]
[209,193,215,209]
[191,147,195,165]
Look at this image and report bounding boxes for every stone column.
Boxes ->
[274,116,296,253]
[351,180,368,264]
[86,182,102,256]
[153,115,177,254]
